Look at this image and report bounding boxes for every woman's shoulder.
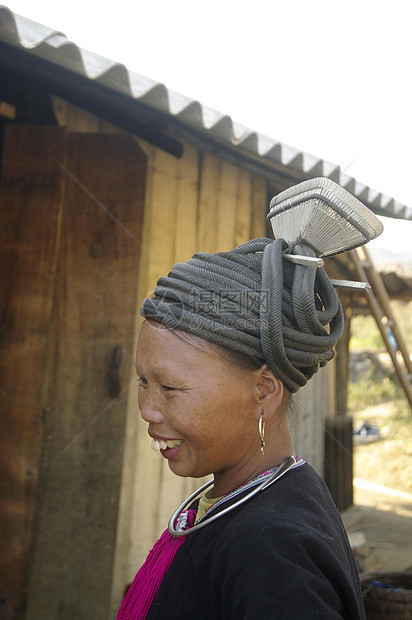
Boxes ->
[193,462,342,550]
[194,461,354,574]
[186,463,364,619]
[227,461,339,526]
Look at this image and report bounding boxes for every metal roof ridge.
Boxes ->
[1,7,64,48]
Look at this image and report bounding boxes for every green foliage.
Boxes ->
[350,301,412,353]
[348,376,401,414]
[348,301,412,414]
[349,315,383,352]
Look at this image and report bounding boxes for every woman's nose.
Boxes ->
[138,388,165,424]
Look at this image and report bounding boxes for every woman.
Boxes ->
[118,180,374,619]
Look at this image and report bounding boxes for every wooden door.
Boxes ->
[0,126,146,619]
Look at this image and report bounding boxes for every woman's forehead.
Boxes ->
[136,335,235,392]
[136,320,215,366]
[138,320,209,350]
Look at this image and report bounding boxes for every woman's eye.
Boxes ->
[137,377,147,386]
[162,385,175,392]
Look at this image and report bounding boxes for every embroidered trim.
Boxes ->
[199,455,305,523]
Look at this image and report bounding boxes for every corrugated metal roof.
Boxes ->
[1,6,411,221]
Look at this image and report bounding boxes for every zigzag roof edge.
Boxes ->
[1,6,411,220]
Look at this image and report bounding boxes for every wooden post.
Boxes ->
[324,416,354,511]
[335,292,352,417]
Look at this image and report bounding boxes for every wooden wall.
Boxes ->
[0,121,146,619]
[0,126,67,618]
[291,364,333,475]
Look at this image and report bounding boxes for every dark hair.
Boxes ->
[211,342,263,372]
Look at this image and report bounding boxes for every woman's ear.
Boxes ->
[253,364,284,420]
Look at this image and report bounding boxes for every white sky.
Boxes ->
[6,0,412,253]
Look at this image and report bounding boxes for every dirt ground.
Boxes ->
[341,399,412,573]
[352,400,412,494]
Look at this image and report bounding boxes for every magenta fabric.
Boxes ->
[117,509,196,620]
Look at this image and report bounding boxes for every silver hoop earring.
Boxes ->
[259,413,265,456]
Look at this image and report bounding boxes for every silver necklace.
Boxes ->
[168,455,296,537]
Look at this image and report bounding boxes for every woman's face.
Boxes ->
[135,320,262,492]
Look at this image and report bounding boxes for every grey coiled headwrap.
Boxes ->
[140,237,344,393]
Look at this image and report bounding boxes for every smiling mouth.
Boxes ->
[151,438,183,452]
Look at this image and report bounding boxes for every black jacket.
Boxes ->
[146,463,365,619]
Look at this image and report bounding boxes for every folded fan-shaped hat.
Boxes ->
[267,177,383,257]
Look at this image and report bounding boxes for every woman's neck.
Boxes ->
[212,447,295,497]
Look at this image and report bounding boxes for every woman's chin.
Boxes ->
[167,458,208,480]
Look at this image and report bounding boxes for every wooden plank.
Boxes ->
[25,133,145,620]
[216,161,238,251]
[324,416,353,511]
[174,144,199,263]
[250,175,267,239]
[292,369,326,476]
[325,353,337,419]
[0,125,65,616]
[132,141,157,306]
[343,416,354,508]
[335,293,352,416]
[197,153,220,252]
[145,148,179,291]
[234,169,252,247]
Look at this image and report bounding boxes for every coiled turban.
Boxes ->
[140,237,343,393]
